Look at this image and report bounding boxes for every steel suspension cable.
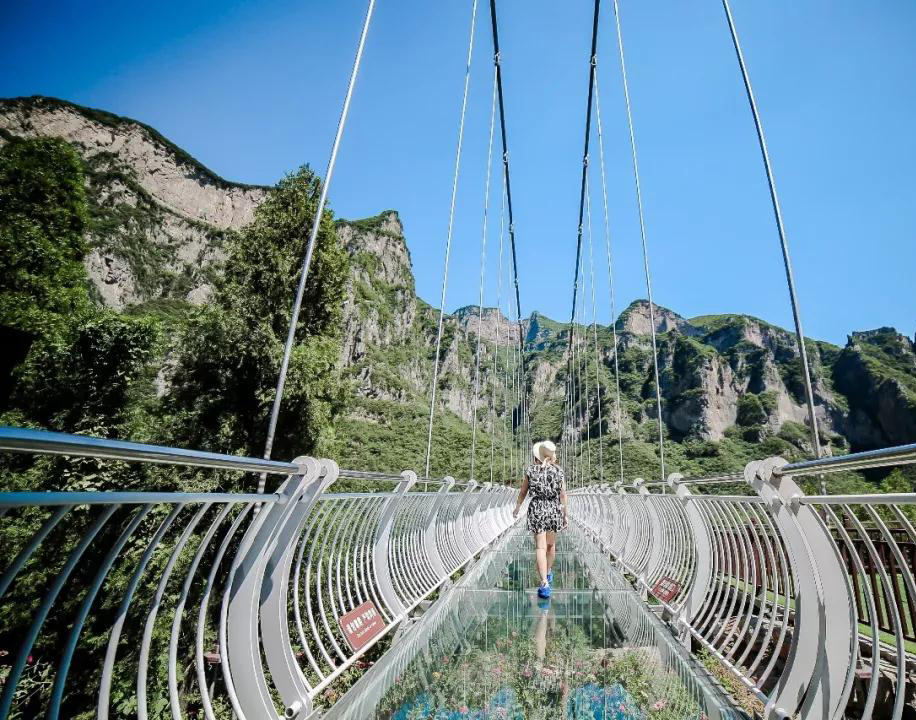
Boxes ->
[489,176,508,485]
[489,0,531,455]
[497,184,511,485]
[577,271,592,485]
[563,0,601,476]
[584,174,605,484]
[720,0,822,461]
[498,202,514,484]
[567,0,601,490]
[611,0,666,482]
[424,0,480,478]
[470,63,500,483]
[260,0,376,492]
[592,63,626,484]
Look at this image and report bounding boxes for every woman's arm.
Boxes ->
[513,475,529,517]
[560,488,568,528]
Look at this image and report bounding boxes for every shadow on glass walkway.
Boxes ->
[325,529,741,720]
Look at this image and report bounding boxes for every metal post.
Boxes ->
[260,0,376,492]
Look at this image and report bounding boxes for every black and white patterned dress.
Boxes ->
[525,462,566,533]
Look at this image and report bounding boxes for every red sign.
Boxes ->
[651,576,682,604]
[339,601,384,652]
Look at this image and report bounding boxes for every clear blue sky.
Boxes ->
[2,1,914,345]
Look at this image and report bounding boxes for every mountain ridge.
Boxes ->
[2,94,914,483]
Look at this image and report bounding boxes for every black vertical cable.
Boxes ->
[563,0,601,464]
[490,0,531,454]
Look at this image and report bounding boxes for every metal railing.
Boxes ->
[0,427,516,719]
[569,442,916,720]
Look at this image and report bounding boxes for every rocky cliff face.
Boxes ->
[333,206,915,465]
[0,96,267,309]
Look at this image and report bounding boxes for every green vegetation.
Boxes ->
[159,164,349,459]
[0,141,351,718]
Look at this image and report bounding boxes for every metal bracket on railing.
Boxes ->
[422,477,453,581]
[674,482,712,645]
[261,457,339,718]
[748,457,854,720]
[224,457,325,720]
[371,470,417,619]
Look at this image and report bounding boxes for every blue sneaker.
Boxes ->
[537,582,552,599]
[547,571,553,585]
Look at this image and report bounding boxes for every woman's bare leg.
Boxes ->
[545,531,557,578]
[533,532,548,584]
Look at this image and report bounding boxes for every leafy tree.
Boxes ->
[736,393,767,427]
[0,137,157,438]
[0,137,91,406]
[9,311,158,432]
[161,165,349,459]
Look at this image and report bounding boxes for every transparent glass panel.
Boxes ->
[326,530,739,720]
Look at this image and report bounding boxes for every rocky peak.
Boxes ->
[0,95,268,309]
[0,96,266,229]
[849,328,915,360]
[453,306,521,345]
[616,300,696,337]
[336,211,413,292]
[691,314,795,355]
[524,311,568,349]
[336,211,418,367]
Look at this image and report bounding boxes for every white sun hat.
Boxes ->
[532,440,557,462]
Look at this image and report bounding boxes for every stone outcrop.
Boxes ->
[0,96,267,308]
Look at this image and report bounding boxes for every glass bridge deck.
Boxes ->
[324,529,741,720]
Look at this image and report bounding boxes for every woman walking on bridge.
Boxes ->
[513,440,568,599]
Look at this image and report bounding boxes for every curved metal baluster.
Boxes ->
[734,503,775,673]
[196,502,254,720]
[168,502,234,720]
[48,504,152,720]
[138,502,211,720]
[323,498,351,637]
[98,503,184,720]
[0,505,71,601]
[295,499,332,677]
[716,500,755,657]
[0,504,117,720]
[824,504,877,719]
[754,500,794,687]
[313,498,348,663]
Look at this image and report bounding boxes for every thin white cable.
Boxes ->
[470,64,499,482]
[260,0,376,492]
[578,260,592,484]
[489,176,508,485]
[585,173,605,483]
[593,64,626,485]
[425,0,480,478]
[612,0,666,481]
[720,0,822,462]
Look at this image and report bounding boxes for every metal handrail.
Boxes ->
[0,426,299,474]
[0,490,284,507]
[774,440,916,477]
